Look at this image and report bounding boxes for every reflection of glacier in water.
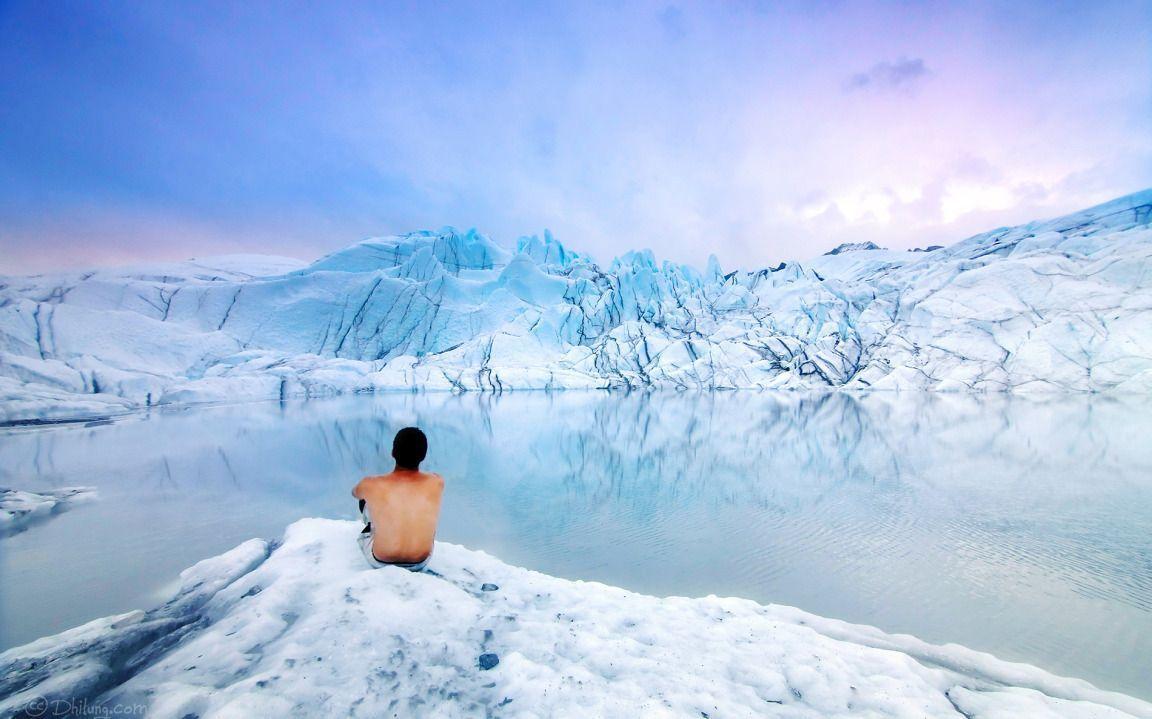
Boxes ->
[1,390,1150,699]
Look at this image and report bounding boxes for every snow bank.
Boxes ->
[2,191,1151,422]
[0,538,269,717]
[0,486,96,537]
[1,518,1149,718]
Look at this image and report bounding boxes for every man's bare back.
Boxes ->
[352,426,443,568]
[353,469,444,563]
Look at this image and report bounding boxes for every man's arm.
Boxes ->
[352,479,368,520]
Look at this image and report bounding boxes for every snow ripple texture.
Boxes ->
[1,518,1149,718]
[2,191,1151,422]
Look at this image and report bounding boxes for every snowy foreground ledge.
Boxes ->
[2,519,1150,719]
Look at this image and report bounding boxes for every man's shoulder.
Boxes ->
[363,471,442,484]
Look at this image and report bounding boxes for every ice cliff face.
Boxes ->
[1,191,1151,421]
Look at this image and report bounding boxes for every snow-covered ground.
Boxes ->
[0,486,96,537]
[2,191,1150,422]
[1,518,1149,718]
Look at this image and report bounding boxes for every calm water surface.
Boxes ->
[1,391,1150,699]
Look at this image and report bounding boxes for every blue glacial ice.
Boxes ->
[1,190,1151,422]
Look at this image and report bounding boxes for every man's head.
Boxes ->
[392,427,428,470]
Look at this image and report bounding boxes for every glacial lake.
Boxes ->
[1,391,1150,700]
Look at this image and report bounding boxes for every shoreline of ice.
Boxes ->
[0,382,1089,431]
[2,518,1149,718]
[0,486,96,537]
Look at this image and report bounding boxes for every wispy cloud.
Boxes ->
[845,57,929,93]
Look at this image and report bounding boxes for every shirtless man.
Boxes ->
[352,427,444,571]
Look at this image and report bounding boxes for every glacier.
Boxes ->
[2,190,1151,422]
[2,517,1150,719]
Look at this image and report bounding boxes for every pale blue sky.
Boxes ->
[1,0,1149,272]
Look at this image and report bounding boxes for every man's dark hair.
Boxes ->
[392,427,428,469]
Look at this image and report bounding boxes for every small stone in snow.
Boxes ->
[481,583,499,592]
[241,585,262,598]
[478,653,500,670]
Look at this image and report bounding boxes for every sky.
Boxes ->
[1,0,1150,273]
